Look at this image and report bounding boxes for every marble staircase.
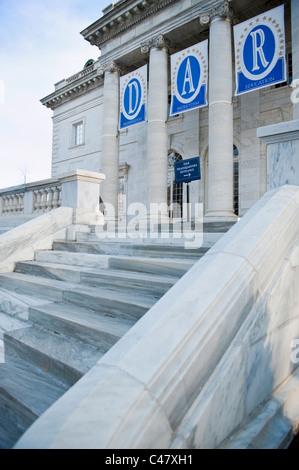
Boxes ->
[0,222,232,449]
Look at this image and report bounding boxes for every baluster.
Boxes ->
[47,188,54,210]
[12,195,18,213]
[40,189,47,212]
[52,187,60,208]
[3,196,9,214]
[9,195,15,214]
[18,193,24,213]
[34,190,42,212]
[15,194,19,213]
[1,196,4,215]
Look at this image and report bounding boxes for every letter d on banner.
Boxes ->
[119,65,147,130]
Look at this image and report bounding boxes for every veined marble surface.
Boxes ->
[267,140,299,189]
[258,119,299,190]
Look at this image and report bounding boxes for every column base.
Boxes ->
[204,210,238,223]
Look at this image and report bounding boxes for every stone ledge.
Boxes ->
[257,119,299,144]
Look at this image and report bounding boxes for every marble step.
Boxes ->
[15,260,178,296]
[0,352,68,448]
[75,231,221,247]
[4,324,105,387]
[0,287,52,321]
[52,240,208,259]
[35,250,195,277]
[88,221,236,234]
[0,273,156,321]
[28,302,134,351]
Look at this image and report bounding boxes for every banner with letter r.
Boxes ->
[234,5,286,96]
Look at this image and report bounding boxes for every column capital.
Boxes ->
[141,34,170,54]
[99,60,127,76]
[200,1,233,26]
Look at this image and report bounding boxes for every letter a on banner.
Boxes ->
[234,5,286,95]
[170,40,208,116]
[120,65,147,130]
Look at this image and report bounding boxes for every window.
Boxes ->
[74,122,84,146]
[167,152,183,219]
[70,119,85,148]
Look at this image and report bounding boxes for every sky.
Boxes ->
[0,0,109,189]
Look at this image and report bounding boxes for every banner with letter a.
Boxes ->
[119,65,147,130]
[234,5,286,96]
[170,40,208,116]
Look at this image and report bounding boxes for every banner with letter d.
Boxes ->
[234,5,286,95]
[119,65,147,130]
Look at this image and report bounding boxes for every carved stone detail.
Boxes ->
[141,34,170,54]
[98,60,127,77]
[104,60,121,74]
[200,1,234,26]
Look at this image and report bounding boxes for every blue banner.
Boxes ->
[234,5,286,95]
[170,41,208,116]
[119,65,147,130]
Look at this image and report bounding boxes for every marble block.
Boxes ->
[59,169,105,212]
[257,119,299,190]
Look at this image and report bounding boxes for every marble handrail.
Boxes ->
[0,206,73,272]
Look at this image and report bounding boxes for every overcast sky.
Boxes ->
[0,0,108,189]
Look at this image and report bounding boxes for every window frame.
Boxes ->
[69,118,86,149]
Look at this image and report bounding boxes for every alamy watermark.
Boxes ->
[96,201,204,249]
[291,79,299,105]
[291,339,299,364]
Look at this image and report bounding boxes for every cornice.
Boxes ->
[81,0,180,48]
[41,64,104,110]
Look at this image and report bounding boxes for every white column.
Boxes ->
[202,3,236,221]
[100,61,120,220]
[143,35,169,221]
[292,0,299,120]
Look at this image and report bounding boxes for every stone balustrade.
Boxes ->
[0,179,62,216]
[0,170,105,220]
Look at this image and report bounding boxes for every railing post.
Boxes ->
[59,169,105,224]
[23,190,35,215]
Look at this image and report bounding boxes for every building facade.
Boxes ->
[41,0,297,222]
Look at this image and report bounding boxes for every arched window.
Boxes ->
[167,152,183,220]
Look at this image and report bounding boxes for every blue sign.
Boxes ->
[120,65,147,129]
[170,41,208,116]
[234,5,286,95]
[174,157,201,184]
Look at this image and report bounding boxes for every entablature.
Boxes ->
[81,0,184,49]
[40,62,104,110]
